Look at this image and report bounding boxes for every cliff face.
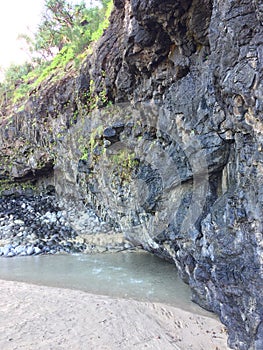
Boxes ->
[0,0,262,349]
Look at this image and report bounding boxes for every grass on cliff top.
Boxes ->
[0,0,113,109]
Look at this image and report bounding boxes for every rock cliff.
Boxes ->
[0,0,262,349]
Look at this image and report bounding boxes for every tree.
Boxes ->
[0,0,113,104]
[27,0,111,60]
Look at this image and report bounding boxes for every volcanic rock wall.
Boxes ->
[0,1,262,349]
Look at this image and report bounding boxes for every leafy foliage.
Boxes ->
[0,0,113,108]
[32,0,109,59]
[0,62,34,106]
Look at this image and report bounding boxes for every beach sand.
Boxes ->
[0,279,229,349]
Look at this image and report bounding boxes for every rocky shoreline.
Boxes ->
[0,193,133,257]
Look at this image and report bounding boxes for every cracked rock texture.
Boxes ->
[0,1,262,349]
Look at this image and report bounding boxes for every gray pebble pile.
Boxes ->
[0,195,86,257]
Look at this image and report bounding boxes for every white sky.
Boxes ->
[0,0,100,76]
[0,0,45,71]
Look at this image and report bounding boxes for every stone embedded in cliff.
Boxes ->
[114,0,125,9]
[103,127,118,141]
[77,159,92,174]
[112,121,125,135]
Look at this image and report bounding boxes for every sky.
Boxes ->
[0,0,100,78]
[0,0,45,71]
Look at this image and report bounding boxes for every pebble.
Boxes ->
[26,246,34,255]
[34,247,42,255]
[0,195,84,257]
[0,194,126,258]
[14,219,24,225]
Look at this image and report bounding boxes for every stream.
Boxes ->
[0,251,214,317]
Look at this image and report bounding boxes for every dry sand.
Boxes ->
[0,279,230,350]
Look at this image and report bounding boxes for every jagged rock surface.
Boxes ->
[0,1,262,349]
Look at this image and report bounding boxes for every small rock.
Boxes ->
[103,140,111,148]
[34,247,42,255]
[3,244,12,256]
[14,245,25,255]
[26,246,34,255]
[14,219,24,226]
[7,251,16,257]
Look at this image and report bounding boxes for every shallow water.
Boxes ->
[0,251,213,317]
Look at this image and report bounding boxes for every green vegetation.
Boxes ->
[30,0,112,60]
[111,150,139,181]
[0,179,37,195]
[91,1,113,42]
[79,125,104,161]
[34,45,75,85]
[0,0,113,108]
